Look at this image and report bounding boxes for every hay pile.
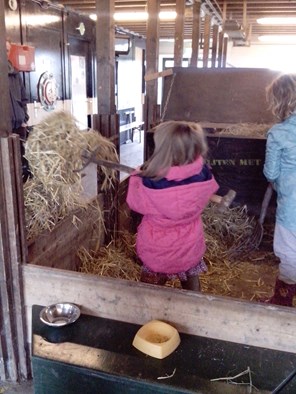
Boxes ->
[203,203,258,259]
[24,111,118,241]
[218,123,271,138]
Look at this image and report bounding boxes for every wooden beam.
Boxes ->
[222,0,227,24]
[0,139,18,381]
[202,14,211,68]
[92,114,120,244]
[174,0,185,67]
[23,264,296,355]
[12,135,28,264]
[94,1,119,244]
[145,0,160,132]
[243,0,247,30]
[0,3,10,137]
[146,0,160,78]
[222,36,228,67]
[0,137,29,381]
[144,68,173,82]
[217,30,224,68]
[0,2,29,381]
[95,0,116,115]
[211,24,219,68]
[189,0,201,68]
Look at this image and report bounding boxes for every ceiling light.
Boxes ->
[258,35,296,44]
[90,11,177,22]
[257,17,296,25]
[159,38,192,43]
[114,12,148,22]
[159,11,177,20]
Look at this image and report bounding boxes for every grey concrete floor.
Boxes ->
[120,131,144,181]
[0,380,34,394]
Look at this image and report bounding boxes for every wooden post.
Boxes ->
[145,0,160,133]
[211,24,219,68]
[93,0,119,244]
[202,14,211,68]
[174,0,185,67]
[0,0,29,382]
[92,113,119,243]
[95,0,116,116]
[217,30,224,68]
[243,0,247,32]
[190,0,201,68]
[219,0,227,68]
[222,36,228,67]
[0,5,10,137]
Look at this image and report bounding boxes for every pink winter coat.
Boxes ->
[126,157,219,274]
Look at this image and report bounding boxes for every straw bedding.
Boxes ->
[78,206,278,302]
[218,123,271,138]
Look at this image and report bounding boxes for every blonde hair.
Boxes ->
[266,73,296,121]
[141,121,207,179]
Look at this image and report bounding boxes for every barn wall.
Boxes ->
[159,40,296,73]
[5,1,96,127]
[228,41,296,72]
[5,1,145,128]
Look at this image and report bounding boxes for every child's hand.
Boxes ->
[210,190,236,212]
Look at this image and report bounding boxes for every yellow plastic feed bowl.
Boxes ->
[132,320,181,359]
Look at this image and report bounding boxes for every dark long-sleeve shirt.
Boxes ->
[8,61,29,131]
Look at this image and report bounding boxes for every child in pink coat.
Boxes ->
[126,121,219,291]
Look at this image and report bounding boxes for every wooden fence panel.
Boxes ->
[0,136,29,381]
[23,264,296,355]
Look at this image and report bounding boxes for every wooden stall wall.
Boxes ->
[160,67,280,215]
[27,196,104,271]
[206,134,277,216]
[161,67,278,125]
[23,264,296,356]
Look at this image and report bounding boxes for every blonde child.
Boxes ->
[262,73,296,306]
[126,121,219,291]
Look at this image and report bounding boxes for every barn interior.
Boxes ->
[1,1,296,393]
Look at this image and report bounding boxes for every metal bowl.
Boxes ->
[39,303,81,327]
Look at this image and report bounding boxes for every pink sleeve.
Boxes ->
[126,174,144,213]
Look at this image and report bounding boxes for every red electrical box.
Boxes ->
[9,44,35,72]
